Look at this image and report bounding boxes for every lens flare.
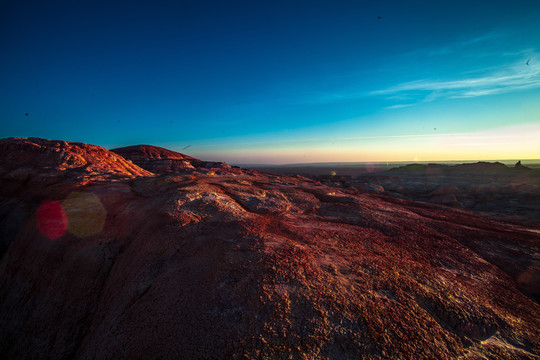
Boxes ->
[36,200,67,240]
[62,192,106,238]
[365,163,380,173]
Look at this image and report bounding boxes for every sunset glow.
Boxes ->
[1,1,539,164]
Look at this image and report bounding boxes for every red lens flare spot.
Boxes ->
[36,200,67,240]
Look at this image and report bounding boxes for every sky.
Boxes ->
[1,0,539,164]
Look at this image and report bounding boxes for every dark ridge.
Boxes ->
[388,161,532,176]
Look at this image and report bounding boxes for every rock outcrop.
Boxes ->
[0,138,539,359]
[515,160,532,171]
[0,138,153,183]
[111,144,230,174]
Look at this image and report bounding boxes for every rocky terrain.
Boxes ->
[111,144,231,174]
[303,162,540,228]
[0,138,539,359]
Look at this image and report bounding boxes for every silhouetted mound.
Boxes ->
[388,163,448,175]
[515,160,532,171]
[451,161,510,175]
[1,138,539,359]
[389,161,525,176]
[111,144,230,174]
[389,161,536,177]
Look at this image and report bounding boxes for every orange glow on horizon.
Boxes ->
[189,124,540,164]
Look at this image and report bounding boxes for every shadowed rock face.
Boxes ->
[0,138,539,359]
[111,144,230,174]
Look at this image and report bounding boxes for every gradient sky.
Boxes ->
[1,0,539,164]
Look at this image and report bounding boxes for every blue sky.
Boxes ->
[1,0,539,163]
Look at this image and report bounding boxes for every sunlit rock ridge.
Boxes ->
[0,137,538,359]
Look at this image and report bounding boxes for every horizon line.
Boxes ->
[234,158,540,167]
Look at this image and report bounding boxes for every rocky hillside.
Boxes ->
[111,144,230,174]
[0,138,539,359]
[0,138,152,182]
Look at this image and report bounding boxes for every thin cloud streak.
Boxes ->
[195,123,540,149]
[192,124,540,163]
[374,54,540,105]
[296,40,539,107]
[193,132,482,149]
[386,103,415,110]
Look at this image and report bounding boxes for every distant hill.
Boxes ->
[111,144,196,161]
[389,161,533,176]
[111,144,230,174]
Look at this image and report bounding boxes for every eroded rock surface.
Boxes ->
[298,162,540,227]
[0,138,539,359]
[111,144,230,174]
[0,138,152,183]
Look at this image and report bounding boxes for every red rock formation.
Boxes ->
[111,144,230,174]
[110,144,196,161]
[0,138,539,359]
[0,137,153,183]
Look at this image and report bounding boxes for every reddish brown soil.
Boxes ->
[0,138,538,359]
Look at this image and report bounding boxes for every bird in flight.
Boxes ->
[25,113,28,116]
[526,59,530,65]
